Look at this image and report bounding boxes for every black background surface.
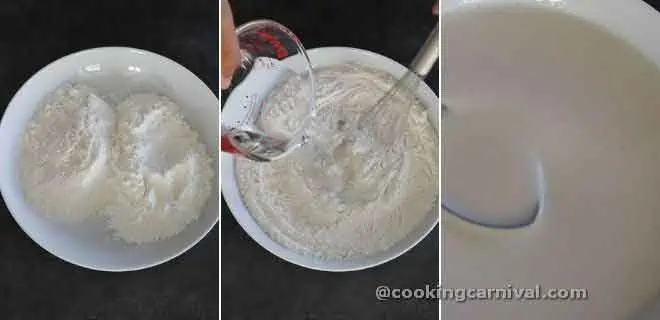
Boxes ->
[221,1,439,320]
[0,0,218,319]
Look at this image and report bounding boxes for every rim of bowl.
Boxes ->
[0,46,219,272]
[221,46,439,272]
[442,0,660,70]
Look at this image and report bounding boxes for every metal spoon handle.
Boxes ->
[358,22,439,131]
[409,22,439,78]
[379,21,440,103]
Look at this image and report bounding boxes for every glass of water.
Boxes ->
[221,19,316,162]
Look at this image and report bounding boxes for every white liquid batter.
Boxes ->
[443,5,660,320]
[236,63,438,259]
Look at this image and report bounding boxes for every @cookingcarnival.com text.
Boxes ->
[375,284,588,302]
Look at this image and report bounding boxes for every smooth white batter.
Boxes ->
[236,63,438,259]
[443,6,660,319]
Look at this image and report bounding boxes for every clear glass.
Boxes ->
[221,20,315,161]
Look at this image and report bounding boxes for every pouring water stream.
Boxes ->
[303,23,439,205]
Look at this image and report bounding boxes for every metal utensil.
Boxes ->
[305,22,440,205]
[357,22,439,137]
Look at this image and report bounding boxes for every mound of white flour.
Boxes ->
[19,84,213,244]
[20,85,116,223]
[105,94,213,243]
[236,63,438,259]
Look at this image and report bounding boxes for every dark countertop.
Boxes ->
[221,1,439,320]
[0,1,218,319]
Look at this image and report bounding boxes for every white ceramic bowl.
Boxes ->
[221,47,439,272]
[0,47,219,272]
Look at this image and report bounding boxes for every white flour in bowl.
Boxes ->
[20,84,116,223]
[19,84,213,244]
[105,94,213,243]
[236,63,438,259]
